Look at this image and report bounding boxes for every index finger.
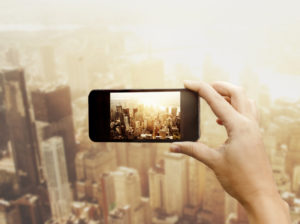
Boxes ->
[184,80,240,127]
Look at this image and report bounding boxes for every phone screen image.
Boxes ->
[89,89,199,142]
[110,91,181,140]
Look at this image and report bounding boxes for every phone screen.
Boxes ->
[110,91,181,140]
[89,89,199,142]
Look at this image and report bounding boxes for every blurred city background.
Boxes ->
[0,0,300,223]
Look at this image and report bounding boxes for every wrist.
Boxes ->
[240,191,290,224]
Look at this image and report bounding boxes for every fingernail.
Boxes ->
[170,144,181,153]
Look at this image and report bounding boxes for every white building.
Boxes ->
[112,167,149,224]
[164,152,187,216]
[41,136,72,221]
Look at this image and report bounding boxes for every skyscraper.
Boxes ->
[112,167,141,210]
[40,45,56,81]
[271,144,291,193]
[0,81,9,152]
[31,85,77,183]
[101,172,116,224]
[41,137,72,221]
[293,166,300,194]
[112,167,148,224]
[109,205,131,224]
[286,122,300,179]
[0,199,21,224]
[107,143,128,167]
[225,193,238,223]
[186,157,205,207]
[163,152,187,216]
[148,163,165,210]
[201,168,225,224]
[14,194,44,224]
[127,143,156,196]
[5,47,20,67]
[0,68,41,190]
[66,54,88,94]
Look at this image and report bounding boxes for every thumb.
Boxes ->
[170,141,220,168]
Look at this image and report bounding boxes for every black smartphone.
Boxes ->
[89,88,200,142]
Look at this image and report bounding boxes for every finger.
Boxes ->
[216,96,230,126]
[184,80,239,128]
[211,81,248,114]
[170,141,220,168]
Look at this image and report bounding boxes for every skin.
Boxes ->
[170,80,291,224]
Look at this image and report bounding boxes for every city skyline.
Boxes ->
[110,92,181,141]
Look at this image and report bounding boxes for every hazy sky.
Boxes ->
[1,0,300,26]
[1,0,299,100]
[111,92,180,107]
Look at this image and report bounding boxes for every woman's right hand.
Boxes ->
[170,80,290,224]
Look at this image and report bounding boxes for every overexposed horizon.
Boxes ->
[111,92,180,108]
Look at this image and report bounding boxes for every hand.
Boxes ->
[170,80,290,224]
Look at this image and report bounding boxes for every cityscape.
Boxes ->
[0,1,300,224]
[110,92,181,140]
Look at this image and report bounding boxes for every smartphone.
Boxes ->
[89,88,200,142]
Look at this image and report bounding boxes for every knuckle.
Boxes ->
[235,117,259,135]
[211,81,221,88]
[234,117,252,132]
[189,144,198,157]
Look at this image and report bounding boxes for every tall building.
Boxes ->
[40,45,56,81]
[0,68,41,189]
[186,157,205,207]
[141,197,152,224]
[225,194,238,223]
[112,167,141,210]
[0,81,9,151]
[107,143,128,167]
[109,205,131,224]
[286,121,300,178]
[74,146,116,206]
[41,137,72,221]
[0,199,21,224]
[271,144,290,193]
[101,172,116,224]
[127,143,156,196]
[5,47,20,67]
[112,167,149,224]
[82,147,116,182]
[293,166,300,195]
[149,158,202,219]
[14,194,44,224]
[66,54,88,94]
[148,162,165,210]
[31,85,77,183]
[163,152,187,216]
[201,168,225,224]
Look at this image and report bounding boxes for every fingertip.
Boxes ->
[183,80,193,87]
